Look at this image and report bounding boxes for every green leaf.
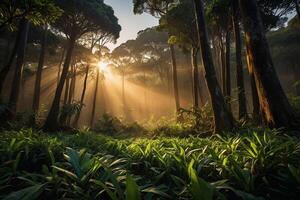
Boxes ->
[3,184,45,200]
[188,160,214,200]
[90,179,118,200]
[65,147,82,178]
[142,187,172,199]
[126,175,141,200]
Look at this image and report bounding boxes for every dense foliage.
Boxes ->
[0,128,300,199]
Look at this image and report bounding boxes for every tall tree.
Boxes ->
[225,29,231,105]
[8,18,29,115]
[73,64,90,127]
[239,0,298,128]
[111,41,136,120]
[0,22,22,100]
[32,24,48,117]
[206,0,232,102]
[0,0,62,99]
[232,0,247,119]
[193,0,234,133]
[90,67,100,127]
[43,0,121,131]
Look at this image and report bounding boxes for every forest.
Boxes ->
[0,0,300,199]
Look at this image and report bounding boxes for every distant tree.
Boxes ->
[159,0,201,108]
[73,64,90,127]
[111,41,136,120]
[268,17,300,96]
[43,0,121,131]
[135,28,170,84]
[73,31,116,128]
[193,0,234,133]
[90,65,101,127]
[133,0,182,119]
[239,0,298,128]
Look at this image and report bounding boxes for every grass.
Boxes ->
[0,128,300,199]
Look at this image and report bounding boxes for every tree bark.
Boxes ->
[225,30,231,104]
[191,47,199,108]
[233,0,247,119]
[292,64,300,96]
[32,25,47,114]
[63,75,70,105]
[66,64,77,126]
[245,45,260,120]
[8,18,29,115]
[43,33,76,131]
[198,69,206,106]
[73,64,90,127]
[57,48,65,85]
[1,34,11,71]
[0,21,22,100]
[193,0,234,133]
[220,40,226,94]
[239,0,297,128]
[90,68,99,127]
[68,64,76,105]
[169,44,181,117]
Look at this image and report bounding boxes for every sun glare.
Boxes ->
[97,61,108,72]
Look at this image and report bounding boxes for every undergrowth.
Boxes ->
[0,128,300,199]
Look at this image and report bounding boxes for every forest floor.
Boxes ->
[0,128,300,199]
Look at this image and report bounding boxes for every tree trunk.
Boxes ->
[32,25,47,114]
[63,75,70,105]
[198,67,206,106]
[1,34,11,70]
[73,64,90,127]
[225,30,231,107]
[68,64,76,105]
[57,48,65,85]
[8,19,29,115]
[193,0,234,133]
[143,70,148,116]
[239,0,297,128]
[220,40,226,94]
[191,47,199,108]
[43,34,76,131]
[169,44,181,117]
[292,64,300,96]
[245,46,260,120]
[233,0,247,119]
[90,68,99,127]
[0,21,22,100]
[294,0,300,20]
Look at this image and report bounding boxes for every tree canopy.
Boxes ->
[54,0,121,40]
[0,0,62,30]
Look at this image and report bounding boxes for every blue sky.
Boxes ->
[104,0,158,50]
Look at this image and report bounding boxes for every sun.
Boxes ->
[97,61,108,72]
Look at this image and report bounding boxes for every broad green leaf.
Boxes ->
[188,160,214,200]
[3,184,45,200]
[126,175,141,200]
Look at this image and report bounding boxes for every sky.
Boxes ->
[104,0,158,50]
